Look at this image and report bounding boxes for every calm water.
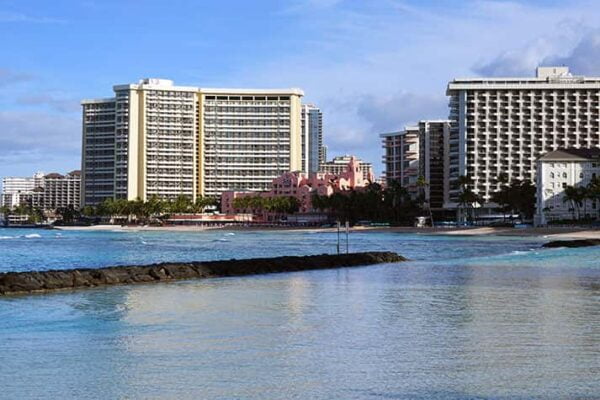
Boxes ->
[1,228,599,399]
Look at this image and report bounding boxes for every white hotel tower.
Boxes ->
[446,66,600,209]
[82,79,303,205]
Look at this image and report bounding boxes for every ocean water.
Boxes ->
[1,228,599,399]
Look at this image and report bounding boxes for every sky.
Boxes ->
[3,0,600,180]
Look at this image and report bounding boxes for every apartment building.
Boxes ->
[535,148,600,225]
[418,120,451,210]
[0,171,81,210]
[1,173,44,208]
[38,171,82,210]
[301,104,325,174]
[319,155,374,182]
[446,66,600,209]
[81,99,116,206]
[381,127,420,196]
[82,79,304,205]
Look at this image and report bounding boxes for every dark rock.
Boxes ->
[542,239,600,248]
[0,252,406,296]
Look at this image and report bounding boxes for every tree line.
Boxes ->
[312,181,419,225]
[82,195,218,223]
[311,174,538,225]
[232,196,300,219]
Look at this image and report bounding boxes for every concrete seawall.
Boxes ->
[0,252,406,296]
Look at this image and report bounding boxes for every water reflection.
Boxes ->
[1,244,600,398]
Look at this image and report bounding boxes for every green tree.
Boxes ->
[169,195,193,214]
[56,205,79,224]
[562,185,586,220]
[587,176,600,219]
[456,175,474,223]
[416,175,434,226]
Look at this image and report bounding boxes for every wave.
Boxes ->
[0,236,14,240]
[25,233,42,239]
[225,233,235,236]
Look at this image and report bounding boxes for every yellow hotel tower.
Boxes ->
[81,78,304,206]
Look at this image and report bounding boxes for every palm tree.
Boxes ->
[0,205,10,226]
[170,195,193,214]
[563,185,584,220]
[457,188,481,223]
[587,176,600,219]
[456,175,473,223]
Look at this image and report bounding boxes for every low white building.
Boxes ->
[0,171,81,211]
[535,148,600,225]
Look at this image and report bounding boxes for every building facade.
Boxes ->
[446,66,600,209]
[535,148,600,225]
[381,127,420,196]
[82,78,304,206]
[320,155,374,182]
[38,171,82,210]
[221,156,370,215]
[0,171,81,210]
[418,120,451,209]
[301,104,325,174]
[1,173,44,208]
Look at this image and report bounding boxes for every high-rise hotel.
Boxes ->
[82,79,304,206]
[301,104,325,174]
[446,66,600,208]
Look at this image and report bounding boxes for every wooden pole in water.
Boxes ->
[336,220,341,255]
[345,220,349,254]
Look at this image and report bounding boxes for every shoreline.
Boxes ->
[51,224,600,240]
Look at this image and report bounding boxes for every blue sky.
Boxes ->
[3,0,600,179]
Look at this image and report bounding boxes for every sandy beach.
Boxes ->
[53,224,600,239]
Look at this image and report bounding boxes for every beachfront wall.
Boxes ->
[221,156,371,215]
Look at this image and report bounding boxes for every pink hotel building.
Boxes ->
[221,157,374,215]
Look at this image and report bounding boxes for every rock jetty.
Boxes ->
[542,239,600,248]
[0,252,405,295]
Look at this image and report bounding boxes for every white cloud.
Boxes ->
[472,38,554,77]
[0,111,80,172]
[0,11,64,24]
[16,94,80,113]
[0,68,34,87]
[227,0,600,174]
[544,30,600,75]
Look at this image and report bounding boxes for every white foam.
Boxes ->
[510,250,528,256]
[0,236,14,240]
[24,233,42,239]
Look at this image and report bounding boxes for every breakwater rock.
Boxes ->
[542,239,600,248]
[0,252,406,295]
